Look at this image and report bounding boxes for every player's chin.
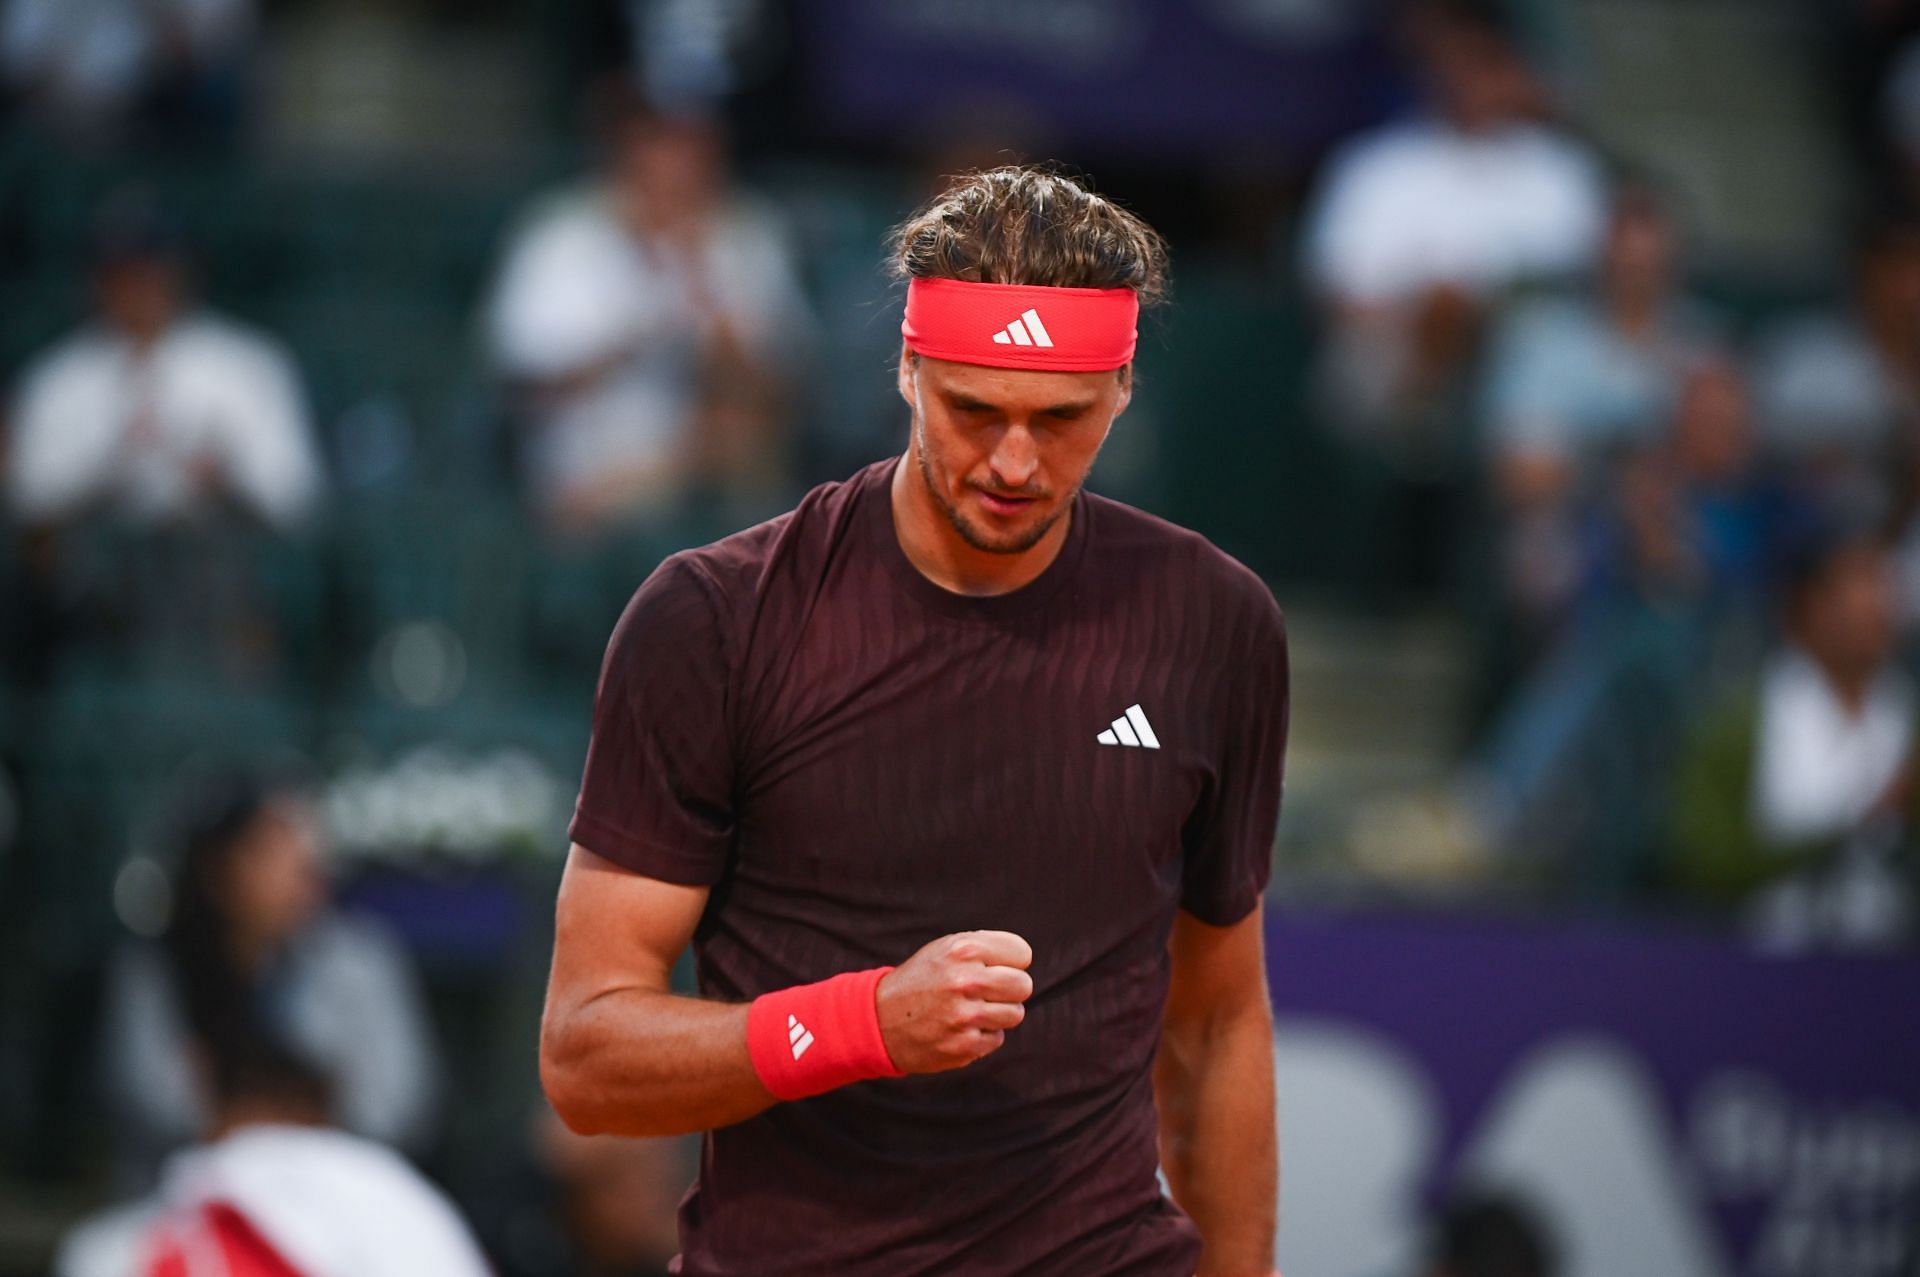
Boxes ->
[960,512,1056,556]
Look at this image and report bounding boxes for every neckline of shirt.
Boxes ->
[864,456,1089,623]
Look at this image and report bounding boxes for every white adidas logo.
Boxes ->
[787,1013,814,1060]
[1096,704,1160,750]
[991,308,1054,348]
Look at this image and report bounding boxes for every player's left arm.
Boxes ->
[1156,901,1277,1277]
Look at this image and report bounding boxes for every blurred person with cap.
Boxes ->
[4,191,325,533]
[1302,0,1607,459]
[1669,519,1917,949]
[95,775,439,1190]
[56,1019,488,1276]
[485,93,811,539]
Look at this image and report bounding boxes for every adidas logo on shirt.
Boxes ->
[788,1013,814,1060]
[1096,704,1160,750]
[991,308,1055,348]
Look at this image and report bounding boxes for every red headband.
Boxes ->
[902,277,1139,371]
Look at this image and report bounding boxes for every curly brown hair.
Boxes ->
[888,165,1171,307]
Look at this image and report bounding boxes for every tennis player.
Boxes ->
[541,165,1288,1276]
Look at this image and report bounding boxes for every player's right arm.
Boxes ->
[550,557,1032,1136]
[540,845,763,1137]
[540,844,1034,1138]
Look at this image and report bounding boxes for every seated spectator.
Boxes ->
[1752,215,1920,517]
[1581,361,1784,620]
[1302,0,1607,459]
[5,194,325,533]
[1479,188,1725,631]
[1478,363,1791,895]
[486,96,811,539]
[0,0,255,144]
[1669,524,1916,949]
[56,1031,488,1277]
[96,777,439,1190]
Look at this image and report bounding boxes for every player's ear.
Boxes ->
[1112,364,1133,418]
[896,346,918,407]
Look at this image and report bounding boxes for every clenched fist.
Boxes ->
[876,930,1034,1073]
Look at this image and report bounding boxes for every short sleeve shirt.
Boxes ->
[570,459,1289,1277]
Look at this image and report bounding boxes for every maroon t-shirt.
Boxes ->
[569,458,1289,1277]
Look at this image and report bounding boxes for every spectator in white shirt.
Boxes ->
[58,1024,485,1277]
[5,198,324,534]
[486,99,811,539]
[1671,525,1916,948]
[1302,0,1607,459]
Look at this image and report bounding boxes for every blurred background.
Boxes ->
[2,0,1918,1275]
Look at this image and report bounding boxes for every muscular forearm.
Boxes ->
[545,849,1036,1139]
[540,987,775,1138]
[1156,1004,1278,1277]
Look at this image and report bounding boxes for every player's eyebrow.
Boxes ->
[943,390,1099,417]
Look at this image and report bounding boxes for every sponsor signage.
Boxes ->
[1267,909,1920,1277]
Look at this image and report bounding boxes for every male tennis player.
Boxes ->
[542,165,1288,1277]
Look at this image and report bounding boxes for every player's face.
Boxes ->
[899,351,1130,555]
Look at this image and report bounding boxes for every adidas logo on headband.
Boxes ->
[991,308,1054,348]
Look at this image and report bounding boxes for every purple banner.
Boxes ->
[1266,909,1920,1277]
[794,0,1400,164]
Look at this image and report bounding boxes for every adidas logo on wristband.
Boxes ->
[748,967,901,1101]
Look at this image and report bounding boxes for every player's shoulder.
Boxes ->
[627,461,883,635]
[670,460,877,586]
[1082,491,1285,636]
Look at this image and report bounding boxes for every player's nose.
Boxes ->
[989,424,1040,489]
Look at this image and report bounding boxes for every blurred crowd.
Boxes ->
[1294,0,1920,948]
[4,0,1920,1272]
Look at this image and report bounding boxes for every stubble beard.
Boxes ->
[914,414,1072,556]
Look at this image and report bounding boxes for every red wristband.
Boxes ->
[746,967,902,1101]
